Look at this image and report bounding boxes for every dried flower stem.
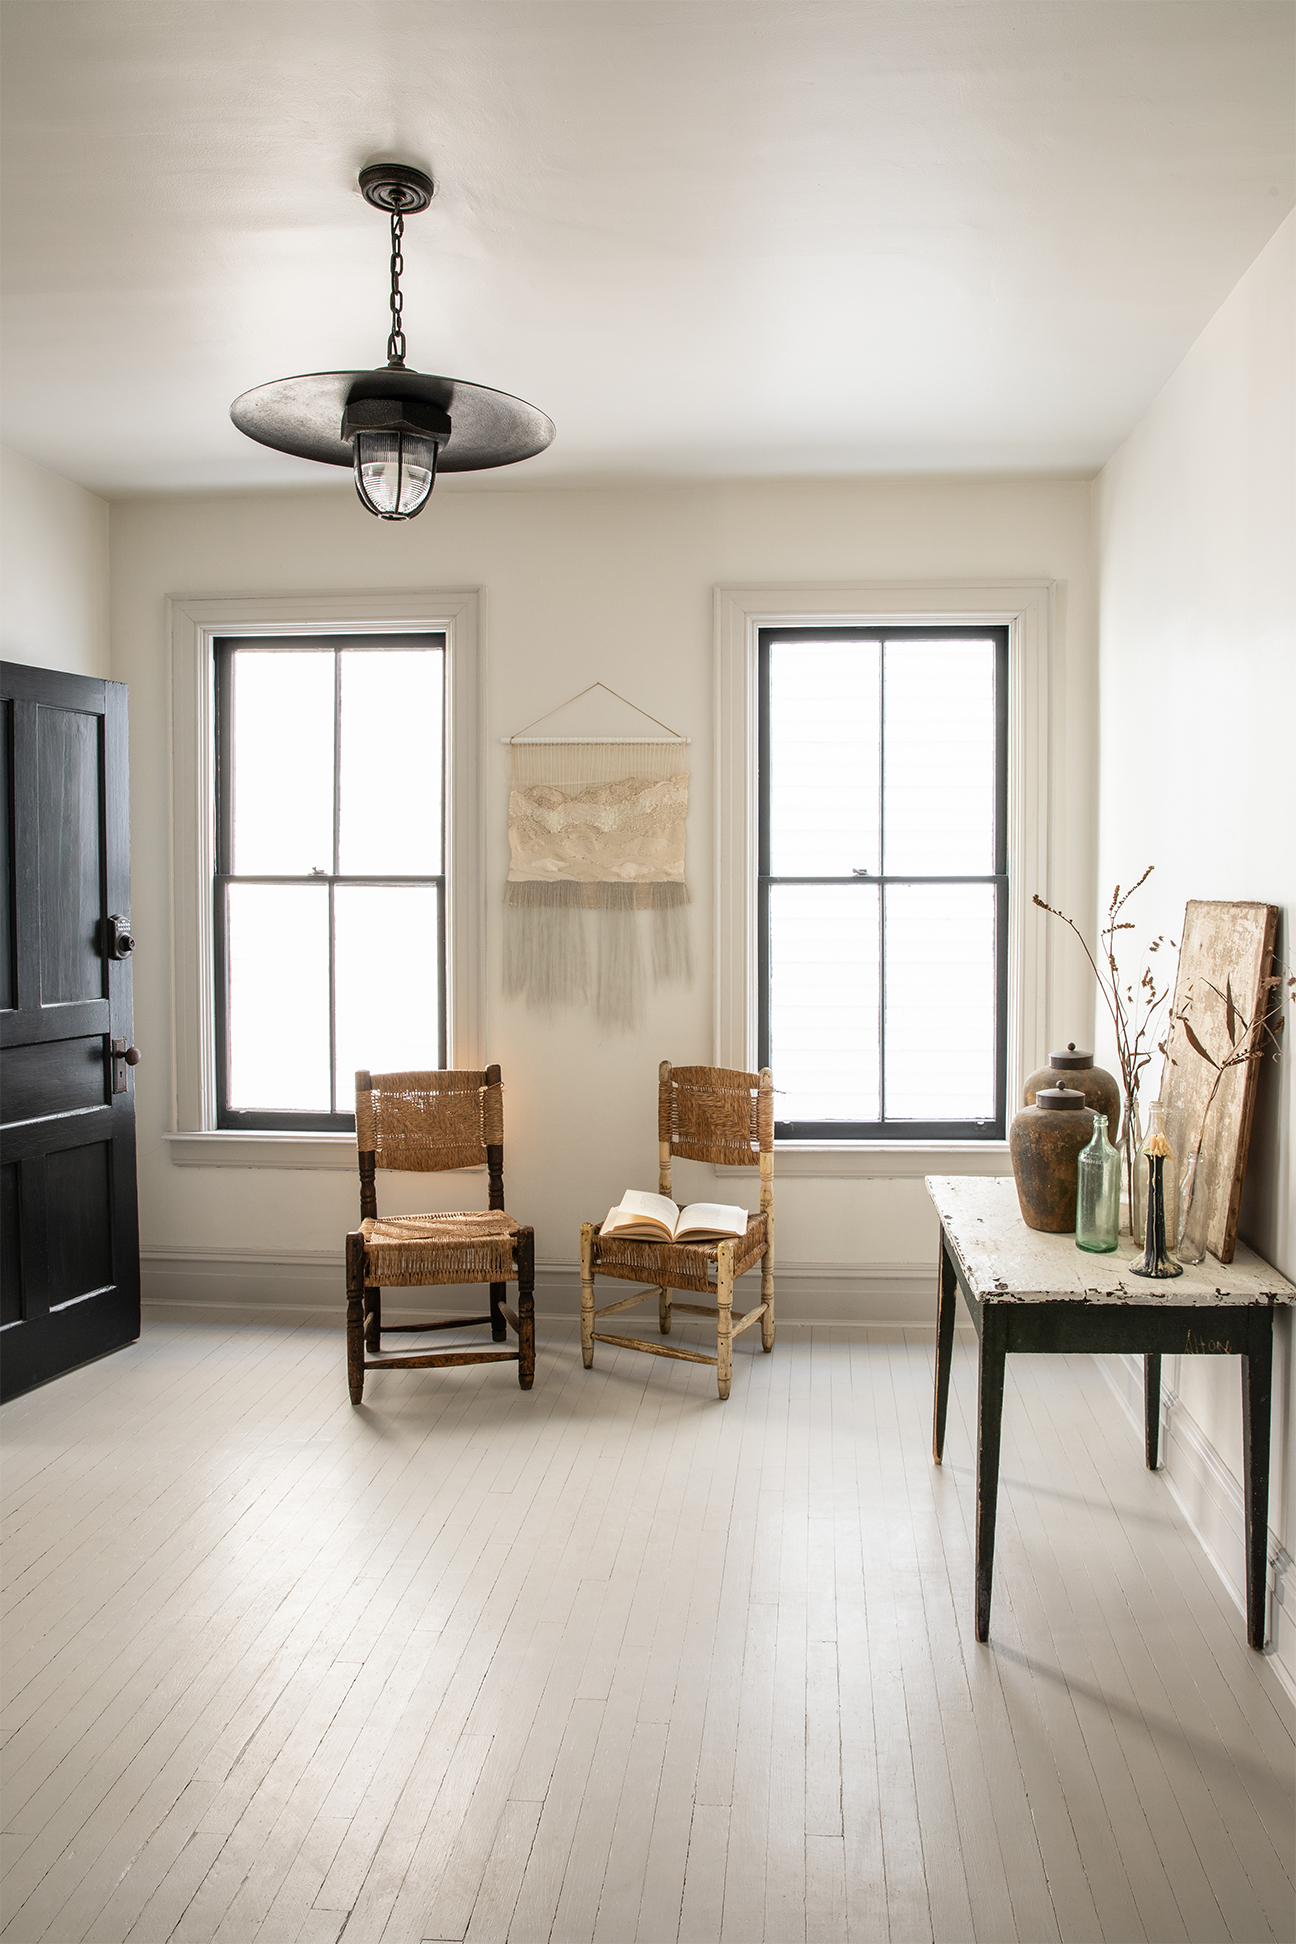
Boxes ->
[1033,869,1173,1231]
[1170,969,1292,1215]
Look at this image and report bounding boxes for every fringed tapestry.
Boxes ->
[504,736,694,1029]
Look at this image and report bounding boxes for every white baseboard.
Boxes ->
[139,1245,938,1329]
[1098,1353,1295,1705]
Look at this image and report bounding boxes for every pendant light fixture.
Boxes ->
[230,164,554,518]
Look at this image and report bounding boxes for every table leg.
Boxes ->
[1144,1353,1161,1469]
[1241,1313,1273,1650]
[933,1235,958,1464]
[975,1306,1007,1643]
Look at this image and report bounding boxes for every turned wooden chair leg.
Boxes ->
[760,1250,774,1352]
[758,1135,774,1353]
[490,1280,507,1342]
[346,1231,366,1404]
[518,1286,536,1390]
[516,1227,536,1389]
[580,1223,596,1369]
[716,1241,734,1400]
[658,1285,672,1335]
[364,1284,381,1353]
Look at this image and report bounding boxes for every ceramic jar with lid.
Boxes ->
[1024,1043,1120,1144]
[1009,1086,1095,1232]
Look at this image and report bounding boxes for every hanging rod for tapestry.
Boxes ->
[503,680,689,744]
[501,736,688,743]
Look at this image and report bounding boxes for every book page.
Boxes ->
[673,1202,749,1242]
[617,1189,680,1225]
[600,1188,680,1241]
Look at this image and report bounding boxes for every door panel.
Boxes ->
[37,706,106,1004]
[1,1036,108,1122]
[0,699,13,1012]
[0,1162,20,1324]
[0,663,139,1400]
[45,1140,114,1304]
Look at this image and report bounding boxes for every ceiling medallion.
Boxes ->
[230,164,555,519]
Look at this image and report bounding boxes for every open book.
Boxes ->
[600,1189,749,1244]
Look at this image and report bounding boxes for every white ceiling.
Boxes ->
[1,1,1292,497]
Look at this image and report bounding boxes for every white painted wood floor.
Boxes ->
[2,1317,1293,1944]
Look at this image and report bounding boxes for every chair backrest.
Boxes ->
[355,1066,505,1219]
[657,1062,773,1211]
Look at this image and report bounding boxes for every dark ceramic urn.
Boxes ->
[1009,1086,1095,1232]
[1023,1043,1120,1143]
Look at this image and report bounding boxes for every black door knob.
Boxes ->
[110,1039,142,1094]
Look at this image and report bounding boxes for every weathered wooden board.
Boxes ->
[1157,901,1278,1264]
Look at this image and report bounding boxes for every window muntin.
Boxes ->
[214,634,446,1130]
[758,625,1008,1140]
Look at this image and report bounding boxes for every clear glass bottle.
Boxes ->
[1141,1099,1180,1252]
[1178,1148,1209,1265]
[1076,1111,1120,1253]
[1118,1094,1144,1239]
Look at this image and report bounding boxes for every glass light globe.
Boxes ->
[353,430,437,519]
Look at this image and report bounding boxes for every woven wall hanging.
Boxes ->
[504,686,694,1030]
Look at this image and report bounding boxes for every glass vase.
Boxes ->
[1076,1112,1120,1253]
[1178,1149,1209,1265]
[1118,1095,1144,1239]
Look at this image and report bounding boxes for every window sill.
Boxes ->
[167,1131,360,1169]
[716,1141,1013,1180]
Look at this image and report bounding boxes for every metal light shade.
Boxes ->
[229,368,554,502]
[353,430,438,519]
[228,164,554,516]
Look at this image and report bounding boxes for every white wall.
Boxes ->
[0,445,110,676]
[110,472,1096,1320]
[1095,213,1295,1683]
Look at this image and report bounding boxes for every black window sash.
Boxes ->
[758,625,1009,1142]
[213,635,447,1132]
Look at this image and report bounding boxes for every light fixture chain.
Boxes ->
[387,206,407,367]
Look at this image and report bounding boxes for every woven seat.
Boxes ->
[580,1062,774,1400]
[359,1211,520,1286]
[345,1067,536,1402]
[590,1209,769,1294]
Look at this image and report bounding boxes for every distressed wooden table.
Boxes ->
[926,1174,1295,1648]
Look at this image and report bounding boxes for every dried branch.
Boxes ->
[1171,962,1293,1172]
[1033,869,1173,1226]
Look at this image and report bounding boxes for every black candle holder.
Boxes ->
[1130,1146,1183,1279]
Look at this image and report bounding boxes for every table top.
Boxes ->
[926,1175,1296,1307]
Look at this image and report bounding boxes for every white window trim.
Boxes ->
[166,590,484,1168]
[714,580,1052,1180]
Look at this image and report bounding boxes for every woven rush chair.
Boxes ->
[346,1066,535,1403]
[580,1062,773,1400]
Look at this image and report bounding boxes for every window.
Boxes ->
[212,634,447,1131]
[167,590,481,1166]
[759,626,1008,1140]
[715,582,1053,1174]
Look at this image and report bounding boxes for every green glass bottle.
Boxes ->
[1076,1111,1120,1254]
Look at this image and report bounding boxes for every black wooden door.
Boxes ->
[1,662,140,1401]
